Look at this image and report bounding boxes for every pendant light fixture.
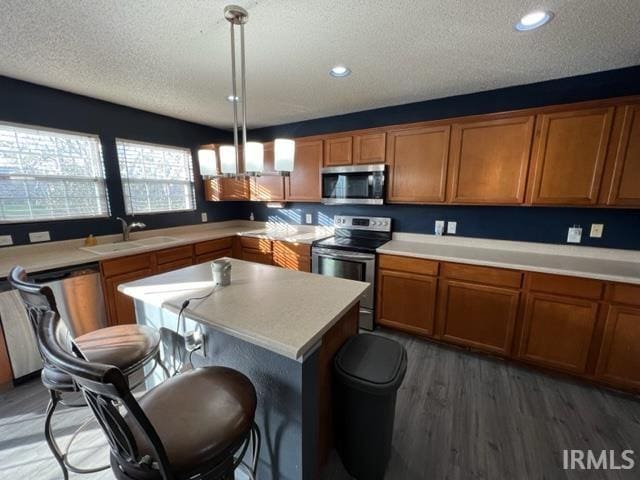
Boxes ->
[198,6,295,179]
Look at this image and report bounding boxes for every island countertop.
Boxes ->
[118,258,368,360]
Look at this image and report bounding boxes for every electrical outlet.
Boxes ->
[29,231,50,243]
[0,235,13,246]
[590,223,604,238]
[305,213,313,224]
[435,220,445,236]
[201,212,208,222]
[447,221,457,235]
[567,226,582,244]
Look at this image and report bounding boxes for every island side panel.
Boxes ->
[316,302,359,470]
[134,299,306,480]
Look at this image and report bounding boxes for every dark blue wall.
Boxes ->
[241,203,640,250]
[0,76,237,246]
[246,65,640,251]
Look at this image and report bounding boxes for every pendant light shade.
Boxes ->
[245,141,264,173]
[219,145,237,174]
[197,149,218,177]
[274,139,295,173]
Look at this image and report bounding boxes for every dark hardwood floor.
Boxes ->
[1,329,639,479]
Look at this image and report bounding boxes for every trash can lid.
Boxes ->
[334,334,407,393]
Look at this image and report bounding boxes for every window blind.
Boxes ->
[0,122,109,223]
[116,139,196,215]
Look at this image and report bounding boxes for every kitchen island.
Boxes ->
[119,258,368,480]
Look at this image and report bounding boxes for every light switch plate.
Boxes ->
[590,223,604,238]
[567,227,582,244]
[435,220,445,236]
[0,235,13,246]
[447,221,457,235]
[305,213,313,224]
[29,231,51,243]
[201,212,208,222]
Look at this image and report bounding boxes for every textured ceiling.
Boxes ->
[1,1,639,129]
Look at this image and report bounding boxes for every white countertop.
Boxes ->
[119,258,368,360]
[377,233,640,285]
[0,221,333,278]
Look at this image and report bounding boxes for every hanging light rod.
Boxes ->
[198,5,295,180]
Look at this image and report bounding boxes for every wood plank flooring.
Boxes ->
[1,329,639,479]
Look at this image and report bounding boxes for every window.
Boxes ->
[116,139,196,215]
[0,122,109,223]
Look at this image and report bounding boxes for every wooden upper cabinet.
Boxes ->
[386,124,450,203]
[353,132,386,164]
[324,136,353,166]
[602,103,640,206]
[287,139,323,202]
[252,142,285,201]
[219,177,250,200]
[448,115,534,204]
[527,106,615,205]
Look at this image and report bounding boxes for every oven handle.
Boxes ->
[312,248,375,261]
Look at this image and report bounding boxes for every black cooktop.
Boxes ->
[313,236,389,253]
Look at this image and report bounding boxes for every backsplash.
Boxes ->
[242,203,640,251]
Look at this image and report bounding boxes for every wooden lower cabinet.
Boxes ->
[517,292,600,374]
[272,241,311,272]
[103,268,154,326]
[595,304,640,390]
[436,279,519,355]
[242,248,273,265]
[0,323,13,388]
[195,249,233,264]
[377,269,437,336]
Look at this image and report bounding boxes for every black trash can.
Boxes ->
[333,334,407,480]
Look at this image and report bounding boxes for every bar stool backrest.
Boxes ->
[37,309,173,480]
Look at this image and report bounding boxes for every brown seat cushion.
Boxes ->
[74,324,160,372]
[126,367,257,474]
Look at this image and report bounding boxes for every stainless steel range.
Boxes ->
[312,215,392,330]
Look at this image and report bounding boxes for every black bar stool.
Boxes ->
[37,309,261,480]
[8,266,170,479]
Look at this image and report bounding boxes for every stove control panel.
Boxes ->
[334,215,392,232]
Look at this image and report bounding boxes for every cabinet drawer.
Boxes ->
[527,272,604,300]
[610,283,640,306]
[441,262,522,289]
[195,249,233,264]
[156,257,193,273]
[378,254,438,276]
[101,253,153,278]
[273,253,311,272]
[242,248,273,265]
[240,236,272,252]
[194,237,233,255]
[273,240,311,257]
[156,245,193,265]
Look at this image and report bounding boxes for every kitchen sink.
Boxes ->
[80,236,179,255]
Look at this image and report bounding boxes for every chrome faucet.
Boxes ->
[116,217,146,241]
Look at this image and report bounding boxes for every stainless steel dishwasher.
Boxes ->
[30,263,108,337]
[0,263,108,380]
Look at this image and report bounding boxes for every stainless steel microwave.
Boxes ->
[321,164,385,205]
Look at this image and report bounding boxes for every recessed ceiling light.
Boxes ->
[515,10,554,31]
[227,95,239,102]
[330,65,351,78]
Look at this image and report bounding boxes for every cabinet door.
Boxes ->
[448,116,534,204]
[272,241,311,272]
[104,268,153,326]
[603,103,640,206]
[241,248,273,265]
[286,139,322,201]
[528,107,614,205]
[252,142,285,201]
[518,292,599,373]
[377,269,437,336]
[386,125,450,203]
[436,279,519,355]
[219,177,250,200]
[195,249,233,264]
[353,132,386,164]
[595,304,640,391]
[324,136,352,166]
[0,323,13,387]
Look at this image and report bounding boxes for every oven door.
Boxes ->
[311,248,375,309]
[321,165,385,205]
